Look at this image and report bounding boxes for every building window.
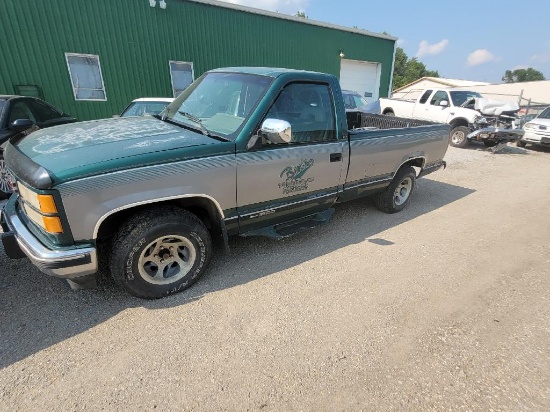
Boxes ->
[65,53,107,101]
[169,61,194,97]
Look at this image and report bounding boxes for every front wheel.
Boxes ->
[375,166,416,214]
[449,126,470,148]
[516,139,527,148]
[109,206,212,299]
[0,153,16,199]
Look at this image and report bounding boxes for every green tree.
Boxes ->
[392,47,439,90]
[502,68,545,83]
[295,11,308,18]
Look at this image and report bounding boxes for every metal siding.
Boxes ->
[0,0,395,121]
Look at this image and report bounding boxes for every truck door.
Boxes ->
[236,82,345,234]
[411,89,433,120]
[423,90,452,123]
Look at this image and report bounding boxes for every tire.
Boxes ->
[0,153,16,199]
[384,110,395,116]
[109,206,212,299]
[483,141,498,147]
[375,166,416,214]
[449,126,470,148]
[516,139,526,148]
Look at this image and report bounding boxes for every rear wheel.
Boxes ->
[384,110,395,116]
[450,126,470,148]
[109,206,212,299]
[375,166,416,214]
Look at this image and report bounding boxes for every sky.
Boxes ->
[221,0,550,84]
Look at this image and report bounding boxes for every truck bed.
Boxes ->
[340,112,449,201]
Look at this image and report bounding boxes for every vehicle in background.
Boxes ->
[342,90,369,111]
[379,89,524,148]
[517,113,538,129]
[1,67,449,299]
[0,95,76,198]
[119,97,174,117]
[517,106,550,148]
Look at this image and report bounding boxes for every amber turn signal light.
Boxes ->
[42,216,63,233]
[38,194,58,214]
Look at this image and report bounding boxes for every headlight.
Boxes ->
[524,123,536,130]
[475,116,487,124]
[17,182,63,234]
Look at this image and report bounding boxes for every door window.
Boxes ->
[418,90,433,104]
[265,83,336,143]
[430,91,450,106]
[8,101,36,123]
[28,100,63,123]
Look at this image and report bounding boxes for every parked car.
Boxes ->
[342,90,369,111]
[119,97,174,117]
[517,113,538,128]
[0,95,76,198]
[1,67,448,298]
[516,106,550,148]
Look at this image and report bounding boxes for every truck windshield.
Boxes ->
[449,91,483,106]
[164,72,273,140]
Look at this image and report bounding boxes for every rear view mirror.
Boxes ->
[9,118,34,132]
[260,118,292,144]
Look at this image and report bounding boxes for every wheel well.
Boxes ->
[383,108,395,115]
[449,118,469,129]
[96,198,223,244]
[400,157,424,173]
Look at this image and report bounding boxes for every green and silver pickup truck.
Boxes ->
[1,67,449,298]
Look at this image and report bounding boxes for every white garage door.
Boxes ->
[339,59,381,101]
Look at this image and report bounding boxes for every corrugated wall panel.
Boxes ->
[0,0,395,121]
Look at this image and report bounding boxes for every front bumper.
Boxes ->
[520,130,550,145]
[1,195,97,279]
[467,127,525,142]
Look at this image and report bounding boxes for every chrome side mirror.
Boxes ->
[439,100,449,108]
[260,118,292,144]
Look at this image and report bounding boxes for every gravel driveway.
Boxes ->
[1,144,550,411]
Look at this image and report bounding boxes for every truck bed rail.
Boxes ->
[347,112,436,130]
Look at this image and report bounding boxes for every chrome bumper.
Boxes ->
[1,195,97,279]
[467,127,525,142]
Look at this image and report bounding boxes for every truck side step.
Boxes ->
[240,208,334,240]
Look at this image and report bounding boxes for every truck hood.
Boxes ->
[474,98,519,116]
[12,116,225,182]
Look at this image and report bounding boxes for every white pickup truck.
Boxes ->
[380,89,524,148]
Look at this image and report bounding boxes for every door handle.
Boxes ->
[330,153,342,162]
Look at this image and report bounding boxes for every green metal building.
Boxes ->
[1,0,396,121]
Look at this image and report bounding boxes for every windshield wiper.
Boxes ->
[178,111,209,136]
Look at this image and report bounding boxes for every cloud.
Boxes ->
[396,38,406,47]
[531,53,550,63]
[466,49,499,66]
[513,65,529,71]
[416,39,449,58]
[221,0,310,14]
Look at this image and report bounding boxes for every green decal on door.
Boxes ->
[279,159,315,194]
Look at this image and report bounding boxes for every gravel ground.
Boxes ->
[1,143,550,411]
